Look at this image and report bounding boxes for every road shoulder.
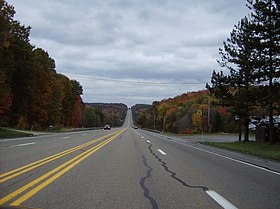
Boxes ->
[142,130,280,174]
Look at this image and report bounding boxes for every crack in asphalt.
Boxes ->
[148,144,209,192]
[140,155,159,209]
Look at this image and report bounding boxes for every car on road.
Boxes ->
[104,124,111,130]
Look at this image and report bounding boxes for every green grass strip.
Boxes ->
[200,141,280,161]
[0,128,32,139]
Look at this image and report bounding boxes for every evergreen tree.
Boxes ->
[247,0,280,143]
[209,18,258,141]
[217,17,258,141]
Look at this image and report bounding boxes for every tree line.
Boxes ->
[131,91,236,134]
[0,0,83,130]
[83,103,127,128]
[208,0,279,143]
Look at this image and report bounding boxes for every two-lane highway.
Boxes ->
[1,110,280,209]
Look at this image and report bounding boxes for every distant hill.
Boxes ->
[83,103,127,128]
[132,90,237,134]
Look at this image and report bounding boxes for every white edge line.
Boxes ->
[157,149,167,155]
[206,190,238,209]
[163,138,280,176]
[10,142,36,147]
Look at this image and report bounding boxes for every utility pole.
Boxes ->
[208,93,211,133]
[162,115,166,134]
[206,83,211,133]
[154,113,156,130]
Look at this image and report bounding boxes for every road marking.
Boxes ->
[206,190,238,209]
[141,136,145,139]
[10,142,36,148]
[81,134,87,136]
[146,140,151,144]
[62,136,70,139]
[1,138,32,142]
[0,129,126,206]
[0,130,123,183]
[159,138,280,176]
[179,142,280,176]
[157,149,166,155]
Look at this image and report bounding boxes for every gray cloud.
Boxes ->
[9,0,249,106]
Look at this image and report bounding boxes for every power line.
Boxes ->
[65,73,206,86]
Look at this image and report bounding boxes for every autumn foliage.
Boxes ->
[0,1,83,129]
[132,90,236,134]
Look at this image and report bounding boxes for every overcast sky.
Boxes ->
[9,0,250,107]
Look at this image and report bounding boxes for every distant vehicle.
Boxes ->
[104,124,111,130]
[130,124,138,129]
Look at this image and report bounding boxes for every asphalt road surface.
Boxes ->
[0,110,280,209]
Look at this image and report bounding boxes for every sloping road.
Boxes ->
[0,110,279,209]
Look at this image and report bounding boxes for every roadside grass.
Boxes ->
[0,128,32,139]
[200,141,280,161]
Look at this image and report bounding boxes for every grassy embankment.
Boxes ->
[200,141,280,161]
[0,128,32,139]
[0,127,98,138]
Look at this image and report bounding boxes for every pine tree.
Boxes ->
[247,0,280,143]
[220,17,258,141]
[210,16,259,141]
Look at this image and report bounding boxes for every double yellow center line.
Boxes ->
[0,129,125,206]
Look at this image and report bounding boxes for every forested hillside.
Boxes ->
[132,90,236,134]
[0,1,83,130]
[83,103,127,128]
